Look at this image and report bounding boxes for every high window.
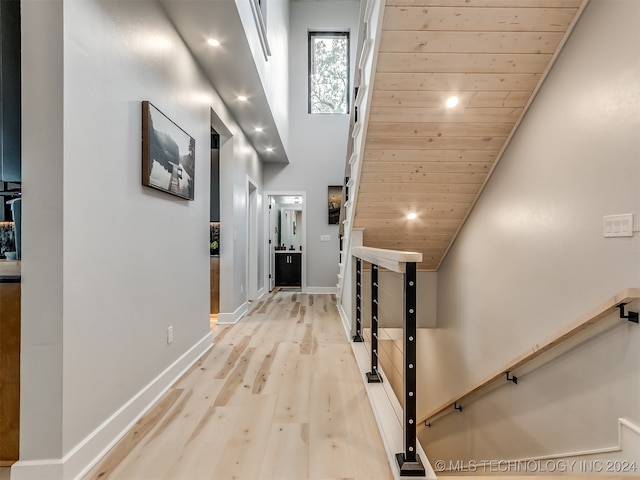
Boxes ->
[308,32,349,114]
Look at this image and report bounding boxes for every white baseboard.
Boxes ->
[337,301,351,341]
[305,286,337,294]
[217,301,248,324]
[504,418,640,466]
[11,333,213,480]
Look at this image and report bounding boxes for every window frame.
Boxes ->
[308,31,350,115]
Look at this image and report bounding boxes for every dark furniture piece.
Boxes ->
[275,252,301,286]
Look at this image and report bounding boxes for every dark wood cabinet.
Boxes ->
[0,262,20,465]
[275,252,301,286]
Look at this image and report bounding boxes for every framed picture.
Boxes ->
[142,101,195,200]
[328,185,342,225]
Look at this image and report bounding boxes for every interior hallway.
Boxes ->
[84,290,393,480]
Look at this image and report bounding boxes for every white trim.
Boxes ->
[304,286,337,295]
[337,301,351,340]
[364,0,375,24]
[249,0,271,60]
[11,333,213,480]
[264,191,307,293]
[351,121,361,140]
[436,418,640,474]
[506,418,640,464]
[355,84,367,108]
[350,341,436,480]
[358,39,373,70]
[217,301,248,324]
[246,175,260,302]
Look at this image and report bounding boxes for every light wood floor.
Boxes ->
[84,290,393,480]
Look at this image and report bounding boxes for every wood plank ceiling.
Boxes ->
[353,0,588,270]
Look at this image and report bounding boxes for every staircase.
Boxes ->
[338,0,589,295]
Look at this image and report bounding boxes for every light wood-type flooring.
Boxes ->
[84,290,392,480]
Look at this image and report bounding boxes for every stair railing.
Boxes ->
[418,287,640,428]
[352,245,426,476]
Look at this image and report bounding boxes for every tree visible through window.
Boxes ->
[309,32,349,114]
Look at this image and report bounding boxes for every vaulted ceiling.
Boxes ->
[352,0,588,270]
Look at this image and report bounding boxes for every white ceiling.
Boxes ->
[161,0,289,164]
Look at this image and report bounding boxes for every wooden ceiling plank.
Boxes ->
[363,149,499,162]
[369,108,523,123]
[366,136,506,151]
[374,72,541,91]
[378,31,564,54]
[357,183,482,195]
[355,211,469,221]
[361,161,493,174]
[370,91,530,109]
[357,202,474,211]
[384,0,583,6]
[377,52,553,74]
[360,172,488,184]
[382,7,578,33]
[367,121,513,137]
[358,192,478,203]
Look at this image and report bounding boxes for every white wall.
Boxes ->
[218,116,264,320]
[264,0,360,290]
[234,0,290,151]
[18,1,263,478]
[418,0,640,464]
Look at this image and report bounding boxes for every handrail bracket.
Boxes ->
[617,303,639,323]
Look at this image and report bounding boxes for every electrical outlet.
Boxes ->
[240,284,244,294]
[167,326,174,344]
[321,235,331,242]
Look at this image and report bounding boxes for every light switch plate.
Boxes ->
[321,235,331,242]
[603,213,633,237]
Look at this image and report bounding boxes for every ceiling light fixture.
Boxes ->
[254,127,264,133]
[207,38,221,47]
[407,212,417,220]
[237,95,248,102]
[446,96,459,108]
[265,147,274,153]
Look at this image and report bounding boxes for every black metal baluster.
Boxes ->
[353,257,363,342]
[367,264,382,383]
[396,262,425,476]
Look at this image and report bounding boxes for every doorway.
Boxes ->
[247,178,260,301]
[265,192,306,292]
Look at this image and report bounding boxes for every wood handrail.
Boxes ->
[418,287,640,426]
[352,246,422,274]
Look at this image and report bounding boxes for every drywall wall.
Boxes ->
[359,271,437,329]
[418,0,640,463]
[234,0,290,151]
[264,0,360,290]
[20,0,64,462]
[18,1,263,477]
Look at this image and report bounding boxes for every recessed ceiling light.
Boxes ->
[237,95,248,102]
[207,38,220,47]
[407,212,417,220]
[254,127,264,132]
[446,96,459,108]
[265,147,274,153]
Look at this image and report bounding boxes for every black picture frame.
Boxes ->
[328,185,342,224]
[142,101,195,200]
